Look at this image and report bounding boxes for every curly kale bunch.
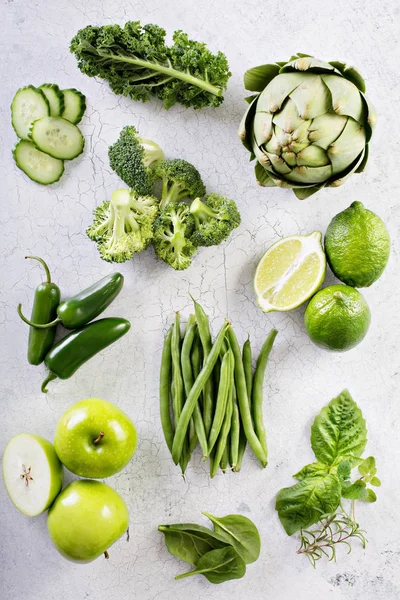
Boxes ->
[70,22,231,109]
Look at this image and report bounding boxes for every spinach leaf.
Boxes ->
[175,547,246,584]
[275,473,342,535]
[311,389,367,466]
[293,462,329,480]
[203,512,261,564]
[158,523,228,566]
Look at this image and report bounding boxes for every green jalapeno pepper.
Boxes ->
[18,272,123,330]
[23,256,61,366]
[41,317,131,393]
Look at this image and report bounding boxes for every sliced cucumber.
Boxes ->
[30,116,84,160]
[39,83,64,117]
[11,86,49,140]
[62,88,86,124]
[13,140,64,184]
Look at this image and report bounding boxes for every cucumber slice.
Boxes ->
[62,88,86,124]
[11,86,49,140]
[39,83,64,117]
[30,116,84,160]
[13,140,64,184]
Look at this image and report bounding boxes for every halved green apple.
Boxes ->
[2,433,63,516]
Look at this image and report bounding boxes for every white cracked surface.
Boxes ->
[1,1,400,599]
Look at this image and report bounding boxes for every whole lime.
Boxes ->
[304,285,371,351]
[325,201,390,287]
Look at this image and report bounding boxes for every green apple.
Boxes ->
[2,433,63,517]
[54,398,137,478]
[47,480,129,563]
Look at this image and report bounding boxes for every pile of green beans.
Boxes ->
[160,298,278,476]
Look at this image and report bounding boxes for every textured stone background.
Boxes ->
[1,0,399,598]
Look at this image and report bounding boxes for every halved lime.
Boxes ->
[254,231,326,312]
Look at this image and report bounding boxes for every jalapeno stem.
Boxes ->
[93,432,105,444]
[41,373,57,393]
[18,304,60,329]
[25,256,52,284]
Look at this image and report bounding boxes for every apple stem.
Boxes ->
[104,551,109,559]
[93,432,105,444]
[20,464,33,487]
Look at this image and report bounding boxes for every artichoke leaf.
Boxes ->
[293,185,324,200]
[296,145,330,167]
[244,63,281,92]
[308,113,347,149]
[282,56,342,76]
[355,146,368,174]
[286,164,332,184]
[282,151,297,167]
[254,162,277,187]
[238,95,259,152]
[272,98,304,132]
[361,92,377,142]
[329,149,366,186]
[341,66,366,93]
[322,75,365,121]
[253,111,273,146]
[266,153,292,176]
[256,72,306,113]
[328,117,366,175]
[289,75,331,119]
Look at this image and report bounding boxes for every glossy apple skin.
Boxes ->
[47,480,129,563]
[54,398,137,478]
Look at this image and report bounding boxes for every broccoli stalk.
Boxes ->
[190,193,241,247]
[108,126,164,195]
[87,189,158,263]
[152,203,197,270]
[152,159,206,209]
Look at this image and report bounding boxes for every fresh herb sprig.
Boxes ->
[276,390,380,566]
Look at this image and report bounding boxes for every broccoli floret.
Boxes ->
[152,203,197,270]
[152,159,206,209]
[108,126,164,195]
[189,193,241,247]
[87,189,158,263]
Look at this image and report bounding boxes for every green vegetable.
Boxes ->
[227,328,268,467]
[230,392,240,470]
[171,322,229,465]
[158,523,227,566]
[11,86,49,140]
[13,140,65,185]
[70,22,231,109]
[29,116,84,161]
[311,389,367,465]
[18,272,124,330]
[39,84,64,117]
[276,390,380,566]
[87,189,158,263]
[23,257,60,366]
[160,326,174,453]
[41,317,130,392]
[61,88,86,124]
[190,194,241,247]
[152,203,197,271]
[152,159,206,209]
[175,547,246,583]
[239,54,376,199]
[251,329,278,458]
[192,297,214,436]
[210,377,233,478]
[203,512,261,564]
[207,350,232,455]
[108,125,164,195]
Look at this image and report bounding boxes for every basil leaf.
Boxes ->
[337,460,352,481]
[275,474,342,535]
[341,480,368,500]
[311,389,367,465]
[293,462,329,480]
[203,512,261,564]
[158,523,228,565]
[175,547,246,584]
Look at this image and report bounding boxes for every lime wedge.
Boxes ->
[254,231,326,312]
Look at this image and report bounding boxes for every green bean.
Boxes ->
[211,381,233,478]
[252,329,278,459]
[172,322,229,465]
[160,326,174,453]
[192,298,214,436]
[230,387,240,470]
[226,327,268,467]
[242,336,253,400]
[171,313,184,426]
[220,445,229,473]
[207,349,231,456]
[234,416,247,472]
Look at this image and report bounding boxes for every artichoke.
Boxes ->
[239,53,376,199]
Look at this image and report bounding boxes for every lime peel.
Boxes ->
[254,231,326,313]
